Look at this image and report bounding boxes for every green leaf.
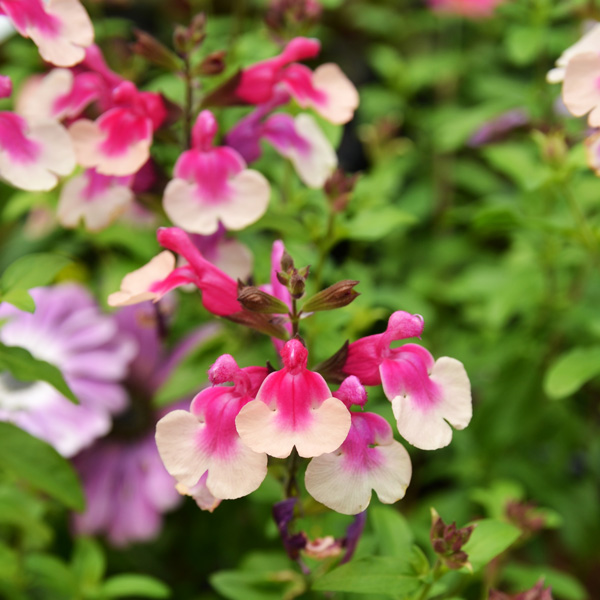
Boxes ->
[0,485,52,547]
[312,556,423,596]
[461,519,521,572]
[339,207,416,242]
[544,346,600,399]
[1,289,35,312]
[0,422,85,511]
[71,537,105,593]
[371,506,414,558]
[1,253,71,293]
[503,563,587,600]
[210,571,305,600]
[0,342,78,404]
[101,574,170,598]
[24,553,77,600]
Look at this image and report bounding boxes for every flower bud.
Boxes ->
[324,169,359,213]
[289,269,308,299]
[302,280,359,312]
[173,13,206,55]
[196,50,227,76]
[505,500,546,535]
[237,285,290,314]
[132,29,182,71]
[265,0,322,37]
[280,250,295,272]
[430,508,475,570]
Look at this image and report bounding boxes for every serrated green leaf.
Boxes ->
[461,519,521,572]
[0,289,35,312]
[0,422,85,511]
[312,556,423,595]
[0,342,78,404]
[101,574,170,598]
[1,253,71,293]
[544,346,600,399]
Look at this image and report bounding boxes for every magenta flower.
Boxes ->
[227,91,337,189]
[0,111,75,191]
[343,311,472,450]
[236,339,351,458]
[156,354,269,501]
[163,110,271,235]
[69,81,166,176]
[0,0,93,67]
[0,74,12,98]
[72,304,220,546]
[305,376,412,515]
[0,285,135,457]
[236,37,358,125]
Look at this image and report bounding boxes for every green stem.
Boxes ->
[416,560,444,600]
[183,53,193,150]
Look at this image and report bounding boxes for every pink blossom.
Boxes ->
[548,23,600,84]
[0,75,11,98]
[108,227,242,317]
[428,0,503,18]
[69,81,166,176]
[176,475,221,512]
[343,311,472,450]
[0,0,93,67]
[58,168,134,231]
[227,94,337,188]
[0,111,75,191]
[163,110,270,235]
[156,355,269,500]
[562,52,600,126]
[236,339,351,458]
[0,285,135,457]
[305,376,412,514]
[236,37,358,125]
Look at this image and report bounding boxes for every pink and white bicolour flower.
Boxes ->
[562,51,600,126]
[343,311,472,451]
[0,111,75,191]
[58,168,134,231]
[69,81,166,176]
[108,227,242,316]
[226,92,337,189]
[547,23,600,84]
[236,339,351,459]
[163,110,270,235]
[305,376,412,515]
[0,0,93,67]
[156,355,269,500]
[236,37,358,125]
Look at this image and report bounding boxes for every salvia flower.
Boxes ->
[489,580,554,600]
[562,49,600,126]
[163,110,270,235]
[236,36,358,125]
[0,111,75,191]
[236,339,351,458]
[343,311,472,450]
[547,23,600,84]
[156,354,269,501]
[430,508,475,570]
[0,0,93,67]
[0,285,135,457]
[305,376,412,515]
[58,168,134,231]
[69,81,166,176]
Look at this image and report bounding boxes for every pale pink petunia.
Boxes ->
[69,81,166,176]
[156,355,269,500]
[343,311,472,450]
[235,339,351,459]
[429,0,503,19]
[0,111,75,191]
[58,168,134,231]
[305,376,412,515]
[0,0,94,67]
[548,22,600,84]
[163,110,270,235]
[236,37,358,125]
[562,52,600,126]
[0,75,11,98]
